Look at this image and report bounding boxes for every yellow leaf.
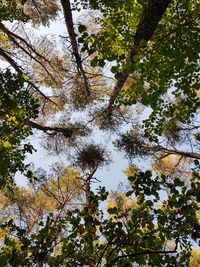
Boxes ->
[2,140,11,148]
[22,74,30,81]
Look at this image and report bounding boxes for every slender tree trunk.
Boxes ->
[60,0,90,95]
[83,176,96,266]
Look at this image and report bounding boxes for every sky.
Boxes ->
[10,12,130,191]
[2,7,152,193]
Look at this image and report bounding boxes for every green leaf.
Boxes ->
[107,207,118,214]
[139,39,148,47]
[110,65,119,74]
[90,56,98,67]
[78,24,86,33]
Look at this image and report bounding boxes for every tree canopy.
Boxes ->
[0,0,200,266]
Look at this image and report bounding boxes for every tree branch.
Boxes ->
[0,47,54,103]
[157,146,200,160]
[0,22,52,66]
[143,143,200,160]
[107,245,178,267]
[0,109,77,138]
[28,120,74,137]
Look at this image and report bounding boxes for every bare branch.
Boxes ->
[28,120,74,137]
[145,143,200,160]
[0,47,54,103]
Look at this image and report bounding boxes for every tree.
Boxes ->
[0,169,199,266]
[0,164,83,232]
[0,70,39,186]
[190,248,200,267]
[0,0,199,266]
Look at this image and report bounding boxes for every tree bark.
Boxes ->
[142,142,200,160]
[107,0,172,112]
[60,0,90,95]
